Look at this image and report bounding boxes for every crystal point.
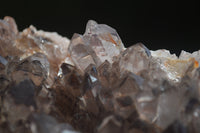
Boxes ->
[118,43,151,75]
[84,20,125,63]
[1,17,200,133]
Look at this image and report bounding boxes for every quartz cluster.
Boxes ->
[0,16,200,133]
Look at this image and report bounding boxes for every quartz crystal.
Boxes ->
[0,16,200,133]
[83,20,125,63]
[151,49,198,82]
[68,20,125,73]
[118,43,151,75]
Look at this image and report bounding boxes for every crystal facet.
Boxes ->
[0,17,200,133]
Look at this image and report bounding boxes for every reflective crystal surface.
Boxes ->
[0,17,200,133]
[68,33,101,72]
[151,49,198,82]
[118,43,151,75]
[83,20,125,63]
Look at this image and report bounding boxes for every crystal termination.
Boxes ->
[0,16,200,133]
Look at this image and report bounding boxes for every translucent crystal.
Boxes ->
[30,114,79,133]
[155,77,199,130]
[151,49,198,82]
[0,56,8,91]
[0,16,21,57]
[15,26,71,87]
[135,89,158,123]
[0,55,8,66]
[156,88,182,129]
[1,16,200,133]
[53,63,83,123]
[97,60,111,88]
[68,33,101,72]
[83,20,124,63]
[118,43,151,75]
[97,115,122,133]
[68,20,124,73]
[112,73,142,118]
[6,53,49,88]
[179,50,200,63]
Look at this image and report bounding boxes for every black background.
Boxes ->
[0,0,199,55]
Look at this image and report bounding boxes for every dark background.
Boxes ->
[0,0,199,55]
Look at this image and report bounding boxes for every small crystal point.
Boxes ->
[68,33,101,72]
[118,43,151,75]
[84,20,125,63]
[85,20,98,34]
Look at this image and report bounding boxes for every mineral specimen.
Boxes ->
[0,16,200,133]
